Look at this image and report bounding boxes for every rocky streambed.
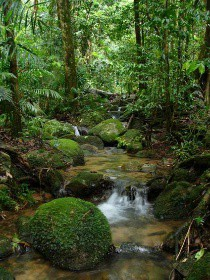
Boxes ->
[0,148,183,280]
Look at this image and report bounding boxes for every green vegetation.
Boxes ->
[29,198,112,270]
[0,267,14,280]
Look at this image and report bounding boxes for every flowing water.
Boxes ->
[0,150,181,280]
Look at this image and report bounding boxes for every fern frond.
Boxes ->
[0,86,13,103]
[34,89,63,100]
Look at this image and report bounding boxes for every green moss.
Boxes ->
[170,168,196,183]
[0,267,14,280]
[0,185,17,211]
[26,148,73,170]
[154,181,205,220]
[49,139,84,166]
[80,110,109,128]
[0,152,11,177]
[117,129,143,152]
[29,198,112,270]
[89,119,126,143]
[74,136,104,150]
[16,216,32,243]
[186,253,210,280]
[42,119,75,139]
[0,235,13,259]
[66,171,112,197]
[204,131,210,147]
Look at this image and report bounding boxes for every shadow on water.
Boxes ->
[1,151,180,279]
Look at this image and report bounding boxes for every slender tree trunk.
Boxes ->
[3,1,22,137]
[164,0,172,132]
[203,0,210,105]
[57,0,77,100]
[134,0,146,91]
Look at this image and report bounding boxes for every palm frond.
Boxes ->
[0,86,13,103]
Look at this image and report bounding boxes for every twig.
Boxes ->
[176,220,193,261]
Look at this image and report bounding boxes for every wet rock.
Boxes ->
[65,171,113,198]
[89,119,126,144]
[29,198,112,270]
[146,177,167,201]
[121,161,142,172]
[74,136,104,149]
[41,169,64,196]
[117,129,143,153]
[0,267,15,280]
[81,144,99,156]
[0,152,11,184]
[122,185,138,201]
[136,150,157,158]
[154,181,206,220]
[49,139,84,166]
[141,164,157,174]
[0,235,13,259]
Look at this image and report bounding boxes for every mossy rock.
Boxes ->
[26,148,73,170]
[178,154,210,174]
[186,252,210,280]
[121,161,142,172]
[81,144,99,156]
[169,168,197,183]
[29,198,112,270]
[80,110,109,128]
[16,216,32,243]
[0,185,17,211]
[147,177,167,201]
[65,171,113,198]
[0,235,13,259]
[0,267,14,280]
[42,119,75,139]
[49,139,84,166]
[89,119,126,144]
[74,136,104,150]
[154,181,205,220]
[41,169,64,196]
[117,129,143,153]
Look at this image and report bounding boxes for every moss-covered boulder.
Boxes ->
[0,267,14,280]
[74,136,104,150]
[89,119,126,144]
[117,129,143,153]
[42,119,75,139]
[0,185,17,211]
[169,168,197,183]
[0,235,13,259]
[186,253,210,280]
[49,139,84,166]
[154,181,205,219]
[147,177,167,201]
[25,148,73,170]
[81,144,99,156]
[178,154,210,173]
[29,198,112,270]
[65,171,113,198]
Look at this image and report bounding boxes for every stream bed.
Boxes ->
[0,149,181,280]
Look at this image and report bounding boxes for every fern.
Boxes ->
[0,86,13,103]
[34,89,63,100]
[20,100,43,114]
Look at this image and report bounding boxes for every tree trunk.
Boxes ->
[204,0,210,105]
[3,1,22,137]
[134,0,146,91]
[57,0,77,100]
[164,0,172,132]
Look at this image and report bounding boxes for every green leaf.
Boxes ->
[198,63,205,75]
[195,248,205,261]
